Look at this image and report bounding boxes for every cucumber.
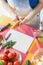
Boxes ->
[25,60,31,65]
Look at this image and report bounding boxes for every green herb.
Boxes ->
[2,40,16,49]
[0,59,4,65]
[25,60,31,65]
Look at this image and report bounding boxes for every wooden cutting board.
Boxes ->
[0,16,19,28]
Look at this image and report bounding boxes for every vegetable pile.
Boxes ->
[0,49,21,65]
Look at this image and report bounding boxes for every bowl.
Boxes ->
[32,48,43,65]
[0,48,22,63]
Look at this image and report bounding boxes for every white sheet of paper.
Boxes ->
[5,29,34,53]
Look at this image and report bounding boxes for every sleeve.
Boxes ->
[29,0,39,9]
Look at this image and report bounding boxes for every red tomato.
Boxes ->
[7,62,12,65]
[0,55,4,60]
[12,57,18,62]
[2,54,8,60]
[4,49,10,55]
[14,60,20,65]
[11,52,16,57]
[8,52,16,59]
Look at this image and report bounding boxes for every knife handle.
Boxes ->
[0,23,10,31]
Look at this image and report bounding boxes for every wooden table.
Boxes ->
[0,16,40,65]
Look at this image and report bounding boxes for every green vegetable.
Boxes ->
[25,60,31,65]
[0,59,3,65]
[38,37,43,42]
[2,40,16,49]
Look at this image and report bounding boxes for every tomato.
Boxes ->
[0,54,8,60]
[0,55,4,60]
[14,60,20,65]
[8,53,14,59]
[8,52,16,59]
[11,52,16,57]
[7,62,12,65]
[4,49,10,55]
[2,54,8,60]
[12,57,18,62]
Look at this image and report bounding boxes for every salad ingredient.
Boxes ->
[33,55,43,65]
[0,49,21,65]
[25,60,31,65]
[2,40,16,48]
[2,54,8,60]
[41,56,43,62]
[38,61,43,65]
[4,49,10,54]
[38,37,43,42]
[8,52,16,59]
[14,60,20,65]
[7,62,12,65]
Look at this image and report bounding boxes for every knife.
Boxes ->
[0,23,10,31]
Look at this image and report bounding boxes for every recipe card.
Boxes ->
[5,29,34,53]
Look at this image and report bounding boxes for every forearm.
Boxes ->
[0,0,16,20]
[21,3,43,24]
